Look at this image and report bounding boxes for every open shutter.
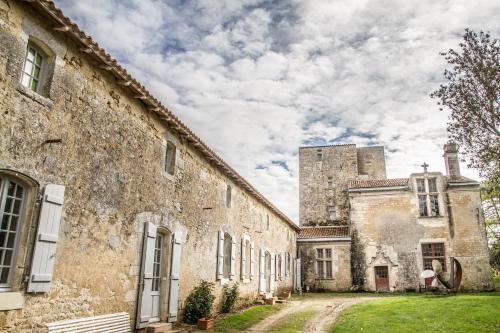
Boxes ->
[241,238,246,279]
[229,235,236,280]
[295,258,301,292]
[217,231,224,280]
[250,241,255,280]
[136,222,157,328]
[285,253,290,277]
[27,184,65,293]
[168,231,183,322]
[270,254,275,292]
[258,249,265,294]
[275,255,279,281]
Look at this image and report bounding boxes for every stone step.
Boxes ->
[146,322,173,333]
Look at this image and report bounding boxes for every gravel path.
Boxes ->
[246,297,375,333]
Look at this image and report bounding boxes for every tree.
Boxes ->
[482,180,500,268]
[431,29,499,184]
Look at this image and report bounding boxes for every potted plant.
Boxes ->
[183,280,215,330]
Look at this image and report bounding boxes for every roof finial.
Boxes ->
[421,162,429,173]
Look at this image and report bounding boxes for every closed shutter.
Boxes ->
[275,254,279,281]
[241,238,246,280]
[295,258,301,292]
[229,235,236,280]
[27,184,65,293]
[250,241,255,281]
[258,249,265,294]
[136,222,157,328]
[168,231,183,322]
[270,254,275,292]
[217,231,224,280]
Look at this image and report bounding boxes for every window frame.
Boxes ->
[315,247,333,279]
[421,242,446,272]
[165,141,176,176]
[0,177,27,291]
[416,177,441,217]
[225,185,231,208]
[327,205,337,221]
[21,43,46,94]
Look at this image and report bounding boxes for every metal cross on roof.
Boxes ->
[421,162,429,173]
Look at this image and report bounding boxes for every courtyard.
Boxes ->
[195,292,500,333]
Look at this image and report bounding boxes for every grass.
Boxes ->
[266,309,317,332]
[331,293,500,333]
[197,304,284,332]
[291,291,414,300]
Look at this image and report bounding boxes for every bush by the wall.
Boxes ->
[221,282,240,313]
[183,280,215,324]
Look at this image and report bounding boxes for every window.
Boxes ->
[316,149,322,161]
[0,178,26,288]
[21,43,46,93]
[245,239,251,278]
[285,252,291,276]
[266,215,270,231]
[327,176,333,188]
[152,234,164,292]
[328,206,337,220]
[422,243,446,271]
[223,233,232,278]
[277,254,282,279]
[416,178,440,217]
[316,248,333,279]
[226,185,231,208]
[165,141,176,175]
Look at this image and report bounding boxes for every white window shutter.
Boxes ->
[168,231,183,322]
[217,231,224,280]
[275,254,279,281]
[229,235,236,280]
[241,238,246,280]
[136,222,157,328]
[295,258,301,292]
[250,241,255,281]
[285,253,290,277]
[27,184,65,293]
[270,254,275,292]
[258,249,265,294]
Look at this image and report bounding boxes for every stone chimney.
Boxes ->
[443,143,460,178]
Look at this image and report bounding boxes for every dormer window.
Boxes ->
[416,177,440,217]
[21,43,46,93]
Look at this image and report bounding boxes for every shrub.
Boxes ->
[183,280,215,324]
[221,282,240,313]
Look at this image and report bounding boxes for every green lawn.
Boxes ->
[331,293,500,333]
[200,304,284,332]
[266,309,317,332]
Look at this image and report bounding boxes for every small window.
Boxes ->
[328,206,337,220]
[316,149,323,161]
[430,195,440,216]
[266,215,270,231]
[416,179,426,193]
[327,177,333,188]
[418,195,428,217]
[226,185,231,208]
[428,178,437,192]
[21,43,46,93]
[422,243,446,271]
[165,141,176,175]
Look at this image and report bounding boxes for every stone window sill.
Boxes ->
[17,83,53,108]
[0,292,24,311]
[418,216,444,219]
[315,278,334,281]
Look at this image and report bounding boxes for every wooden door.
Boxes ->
[375,266,389,291]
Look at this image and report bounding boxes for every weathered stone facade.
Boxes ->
[298,142,493,292]
[0,1,297,331]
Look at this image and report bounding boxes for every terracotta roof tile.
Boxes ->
[348,178,409,190]
[298,226,350,239]
[26,1,299,230]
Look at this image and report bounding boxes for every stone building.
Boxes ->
[298,143,493,292]
[0,1,297,331]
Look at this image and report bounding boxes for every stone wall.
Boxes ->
[356,146,386,180]
[298,241,351,291]
[349,173,493,292]
[0,2,297,331]
[299,144,358,226]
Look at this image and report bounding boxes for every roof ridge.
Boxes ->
[29,0,298,230]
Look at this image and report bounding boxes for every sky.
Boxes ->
[54,0,500,223]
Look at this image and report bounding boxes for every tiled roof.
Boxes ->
[348,178,409,189]
[447,175,479,184]
[25,1,298,230]
[299,143,356,150]
[298,226,350,239]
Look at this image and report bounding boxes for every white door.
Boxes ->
[168,231,183,322]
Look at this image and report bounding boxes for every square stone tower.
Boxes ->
[299,144,386,226]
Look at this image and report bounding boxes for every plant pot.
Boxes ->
[198,318,214,330]
[265,298,275,305]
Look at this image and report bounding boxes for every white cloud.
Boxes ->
[55,0,500,223]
